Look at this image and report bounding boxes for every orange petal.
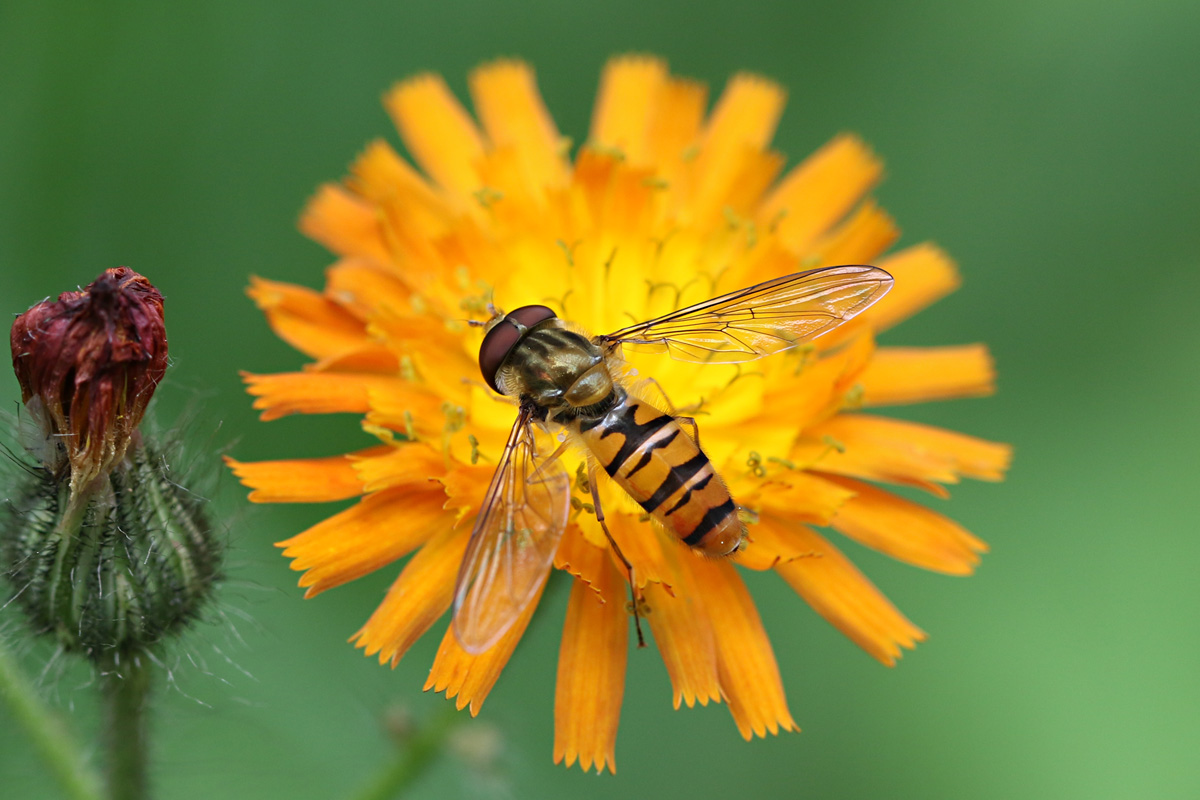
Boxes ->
[597,161,663,238]
[646,76,707,180]
[751,472,857,527]
[824,476,987,574]
[801,413,1012,492]
[735,478,851,571]
[859,344,996,406]
[717,330,874,445]
[697,73,785,169]
[424,204,515,294]
[470,60,568,190]
[759,135,883,255]
[692,74,786,224]
[589,55,669,163]
[570,148,631,236]
[693,147,785,232]
[717,238,807,294]
[367,311,475,405]
[347,139,453,241]
[308,343,399,373]
[298,183,391,264]
[861,243,961,331]
[687,556,798,739]
[359,377,453,441]
[644,548,721,709]
[554,556,628,774]
[224,446,388,503]
[605,512,676,594]
[385,73,485,198]
[803,200,899,267]
[424,580,547,715]
[437,460,495,527]
[351,442,448,493]
[812,324,876,392]
[554,523,612,601]
[247,276,371,360]
[768,517,926,665]
[242,371,414,420]
[323,259,415,321]
[473,145,555,233]
[350,521,469,665]
[278,483,449,597]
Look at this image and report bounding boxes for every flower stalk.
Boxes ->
[98,650,151,800]
[347,708,461,800]
[0,638,103,800]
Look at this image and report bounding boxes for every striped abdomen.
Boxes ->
[576,393,744,555]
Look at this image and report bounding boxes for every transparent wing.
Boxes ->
[598,265,893,363]
[451,406,571,655]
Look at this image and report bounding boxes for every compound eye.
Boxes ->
[477,305,557,392]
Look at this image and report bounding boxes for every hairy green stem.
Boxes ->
[0,638,103,800]
[99,650,151,800]
[347,708,460,800]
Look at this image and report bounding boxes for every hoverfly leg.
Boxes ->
[586,462,647,649]
[674,415,700,448]
[637,376,679,414]
[639,377,702,446]
[526,439,571,485]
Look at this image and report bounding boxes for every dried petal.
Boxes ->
[11,267,167,493]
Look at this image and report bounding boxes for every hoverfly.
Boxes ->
[453,265,893,654]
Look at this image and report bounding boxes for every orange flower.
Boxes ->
[229,56,1010,773]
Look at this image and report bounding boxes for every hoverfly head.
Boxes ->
[477,304,558,393]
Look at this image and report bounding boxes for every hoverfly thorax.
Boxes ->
[478,305,616,420]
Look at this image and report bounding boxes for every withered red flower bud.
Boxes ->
[10,267,167,493]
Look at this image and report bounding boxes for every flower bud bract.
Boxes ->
[2,441,220,654]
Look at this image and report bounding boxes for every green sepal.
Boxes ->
[1,439,220,658]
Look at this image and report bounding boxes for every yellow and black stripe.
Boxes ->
[576,394,744,555]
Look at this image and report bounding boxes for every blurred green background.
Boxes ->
[2,1,1198,798]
